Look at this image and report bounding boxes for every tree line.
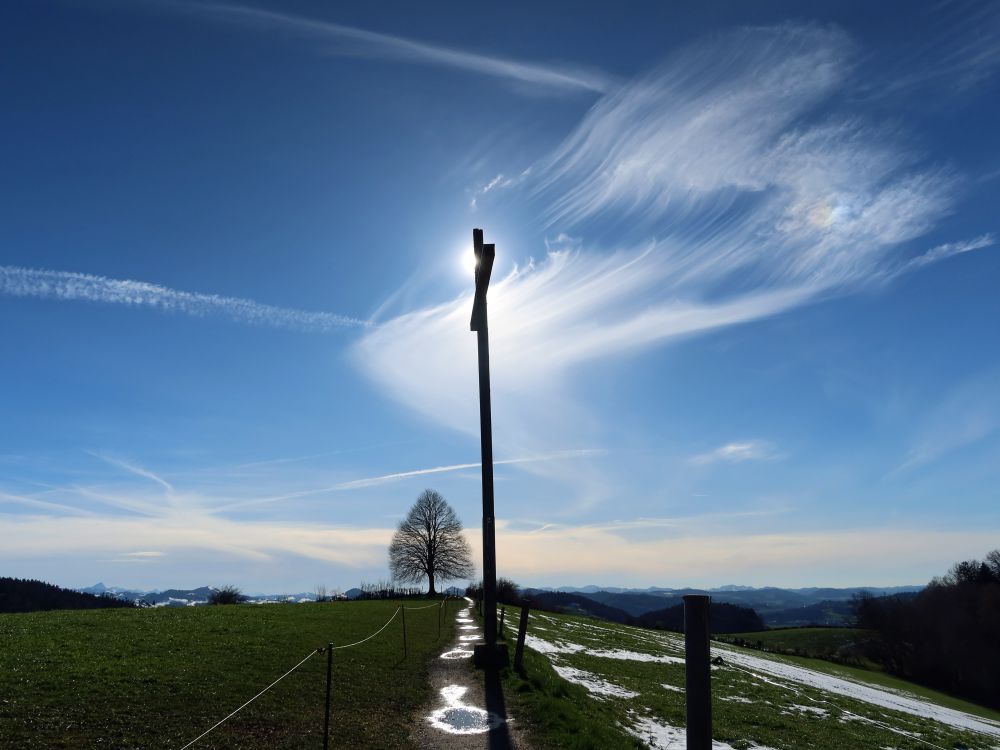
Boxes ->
[853,549,1000,709]
[0,577,135,614]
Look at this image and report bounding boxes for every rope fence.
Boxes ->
[178,649,320,750]
[327,607,400,651]
[177,598,458,749]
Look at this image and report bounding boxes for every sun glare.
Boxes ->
[460,248,479,278]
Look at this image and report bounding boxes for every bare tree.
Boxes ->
[208,585,247,605]
[389,489,474,596]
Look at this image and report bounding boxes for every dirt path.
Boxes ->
[410,598,533,750]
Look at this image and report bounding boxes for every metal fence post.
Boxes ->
[323,643,333,750]
[683,595,711,750]
[514,606,530,672]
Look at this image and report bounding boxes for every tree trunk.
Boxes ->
[428,575,436,597]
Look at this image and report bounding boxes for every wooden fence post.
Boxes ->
[323,643,333,750]
[683,595,711,750]
[514,606,530,673]
[400,604,407,659]
[499,606,506,634]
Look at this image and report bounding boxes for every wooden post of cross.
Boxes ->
[470,228,507,669]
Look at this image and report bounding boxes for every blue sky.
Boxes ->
[1,0,998,593]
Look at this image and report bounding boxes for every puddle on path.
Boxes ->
[459,634,481,641]
[426,685,504,735]
[459,625,478,630]
[440,649,475,659]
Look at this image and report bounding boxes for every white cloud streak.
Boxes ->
[197,4,615,94]
[0,265,367,332]
[893,368,1000,474]
[689,441,785,466]
[0,490,95,517]
[216,449,604,511]
[905,234,995,271]
[489,521,1000,587]
[88,451,175,493]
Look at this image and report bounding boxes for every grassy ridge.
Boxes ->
[0,599,461,749]
[718,626,877,668]
[493,615,643,749]
[722,627,870,654]
[507,609,1000,750]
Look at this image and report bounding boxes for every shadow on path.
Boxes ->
[484,667,513,750]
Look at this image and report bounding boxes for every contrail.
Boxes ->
[214,449,606,511]
[0,265,369,332]
[198,4,615,94]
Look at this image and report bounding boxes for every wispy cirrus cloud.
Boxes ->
[356,25,991,489]
[892,368,1000,475]
[191,4,615,94]
[856,1,1000,98]
[87,451,175,493]
[689,441,785,466]
[0,266,367,332]
[904,234,995,271]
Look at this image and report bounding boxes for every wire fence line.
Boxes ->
[178,649,320,750]
[177,599,457,749]
[326,606,401,651]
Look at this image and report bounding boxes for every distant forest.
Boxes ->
[0,577,134,614]
[854,550,1000,709]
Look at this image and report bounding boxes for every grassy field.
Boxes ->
[717,627,878,668]
[721,627,870,654]
[0,599,462,749]
[507,609,1000,750]
[490,613,644,749]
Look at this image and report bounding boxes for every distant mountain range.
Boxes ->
[77,582,316,607]
[522,585,924,627]
[73,581,923,625]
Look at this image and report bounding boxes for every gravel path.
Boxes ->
[410,598,533,750]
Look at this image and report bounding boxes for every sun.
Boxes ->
[460,248,479,278]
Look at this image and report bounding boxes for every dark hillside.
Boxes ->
[576,590,681,617]
[0,577,134,614]
[523,591,632,623]
[764,599,859,627]
[634,601,766,634]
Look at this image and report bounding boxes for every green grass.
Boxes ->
[504,609,1000,750]
[0,599,462,749]
[717,627,880,670]
[493,617,643,749]
[723,627,871,655]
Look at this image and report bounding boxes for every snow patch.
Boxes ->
[589,648,684,664]
[715,645,1000,738]
[625,713,779,750]
[552,665,639,699]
